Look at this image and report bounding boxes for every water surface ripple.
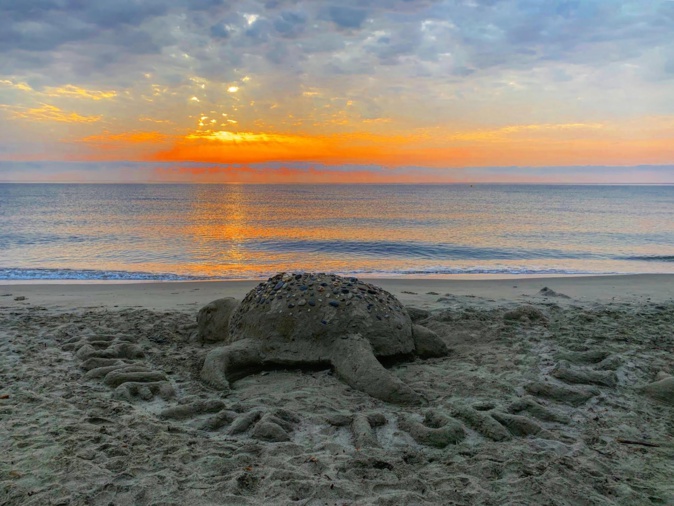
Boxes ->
[1,184,673,279]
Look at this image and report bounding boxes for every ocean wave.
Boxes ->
[620,255,674,262]
[0,266,604,281]
[251,239,589,260]
[377,267,601,276]
[0,268,216,281]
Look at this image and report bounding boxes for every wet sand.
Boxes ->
[1,275,673,505]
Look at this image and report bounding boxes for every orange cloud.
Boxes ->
[0,80,116,100]
[73,130,171,161]
[447,122,605,142]
[1,103,101,123]
[80,130,169,145]
[139,116,173,124]
[149,122,666,168]
[65,118,674,171]
[44,84,117,100]
[0,79,33,92]
[150,129,403,165]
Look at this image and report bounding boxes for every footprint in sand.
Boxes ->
[62,333,176,402]
[441,342,623,445]
[520,347,622,415]
[61,326,583,450]
[159,401,302,442]
[59,307,627,453]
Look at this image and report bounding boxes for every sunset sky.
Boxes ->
[1,0,674,183]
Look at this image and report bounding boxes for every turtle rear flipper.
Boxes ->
[330,334,426,406]
[412,324,448,358]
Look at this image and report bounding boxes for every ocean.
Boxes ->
[1,183,673,280]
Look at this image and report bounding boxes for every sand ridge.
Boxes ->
[1,278,673,505]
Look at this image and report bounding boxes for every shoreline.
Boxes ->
[0,272,638,285]
[2,273,673,311]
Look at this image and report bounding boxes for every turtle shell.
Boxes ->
[228,272,414,357]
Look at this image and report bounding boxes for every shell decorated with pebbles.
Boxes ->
[228,272,414,357]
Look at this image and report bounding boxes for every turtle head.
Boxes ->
[197,297,240,344]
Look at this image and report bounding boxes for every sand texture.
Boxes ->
[1,276,673,505]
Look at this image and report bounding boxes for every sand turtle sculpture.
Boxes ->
[200,272,449,405]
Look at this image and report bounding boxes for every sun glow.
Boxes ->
[186,130,308,144]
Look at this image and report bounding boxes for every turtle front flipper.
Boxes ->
[201,339,263,392]
[330,334,426,406]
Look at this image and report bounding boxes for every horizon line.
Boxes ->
[2,181,673,186]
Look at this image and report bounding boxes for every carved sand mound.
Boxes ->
[200,272,449,405]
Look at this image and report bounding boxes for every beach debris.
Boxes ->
[200,272,449,405]
[538,287,571,299]
[616,438,661,448]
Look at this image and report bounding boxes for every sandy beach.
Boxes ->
[1,274,673,505]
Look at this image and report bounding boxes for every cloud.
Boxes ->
[0,79,33,92]
[44,85,117,100]
[79,131,169,145]
[0,104,101,123]
[210,22,231,39]
[0,0,673,175]
[82,0,169,28]
[326,6,369,29]
[448,122,606,141]
[2,0,671,90]
[0,80,117,100]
